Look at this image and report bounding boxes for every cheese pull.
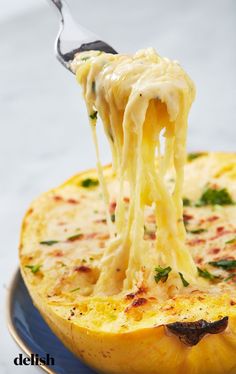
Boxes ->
[73,48,197,296]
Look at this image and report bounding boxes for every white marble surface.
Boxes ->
[0,0,235,372]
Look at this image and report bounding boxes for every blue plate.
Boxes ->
[7,269,97,374]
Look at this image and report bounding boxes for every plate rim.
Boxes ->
[6,267,56,374]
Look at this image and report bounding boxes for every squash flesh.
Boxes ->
[20,153,236,373]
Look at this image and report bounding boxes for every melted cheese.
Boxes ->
[72,48,197,296]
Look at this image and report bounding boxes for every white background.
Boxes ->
[0,0,235,372]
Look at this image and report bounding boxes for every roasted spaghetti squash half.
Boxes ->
[20,153,236,374]
[20,49,236,373]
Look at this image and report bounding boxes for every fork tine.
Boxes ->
[48,0,117,73]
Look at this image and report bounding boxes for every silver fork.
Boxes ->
[48,0,117,73]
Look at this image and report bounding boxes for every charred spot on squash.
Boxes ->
[131,297,147,307]
[166,316,228,346]
[125,285,148,300]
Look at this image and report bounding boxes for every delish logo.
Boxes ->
[14,353,55,366]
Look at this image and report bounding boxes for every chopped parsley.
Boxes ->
[179,272,190,287]
[111,213,115,223]
[154,266,172,284]
[224,274,236,282]
[40,240,59,246]
[196,187,234,207]
[108,129,114,142]
[188,228,207,234]
[70,287,80,293]
[226,237,236,244]
[188,152,206,162]
[144,225,152,234]
[89,111,98,120]
[25,264,42,274]
[209,259,236,270]
[197,266,220,281]
[183,197,191,207]
[92,81,96,93]
[81,178,99,188]
[81,56,90,61]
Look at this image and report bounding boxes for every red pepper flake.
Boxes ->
[187,238,206,246]
[183,214,194,222]
[195,256,203,264]
[217,226,224,233]
[209,248,221,255]
[74,265,91,273]
[54,195,63,201]
[149,232,156,240]
[144,232,156,240]
[50,250,64,257]
[67,198,79,204]
[210,230,232,241]
[85,233,97,239]
[109,201,117,214]
[207,215,219,222]
[123,197,130,203]
[230,300,236,306]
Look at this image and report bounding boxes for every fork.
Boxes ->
[48,0,118,73]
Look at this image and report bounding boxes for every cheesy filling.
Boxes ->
[72,48,197,296]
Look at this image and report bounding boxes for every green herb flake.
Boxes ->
[92,81,96,93]
[179,272,190,287]
[226,237,236,244]
[81,56,90,61]
[89,111,98,120]
[196,187,234,207]
[70,287,80,293]
[209,259,236,270]
[40,240,59,246]
[25,264,42,274]
[183,198,191,207]
[224,274,236,282]
[144,225,149,233]
[154,266,172,284]
[81,178,99,188]
[188,228,207,234]
[197,267,220,281]
[82,259,87,263]
[111,213,115,223]
[188,152,206,162]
